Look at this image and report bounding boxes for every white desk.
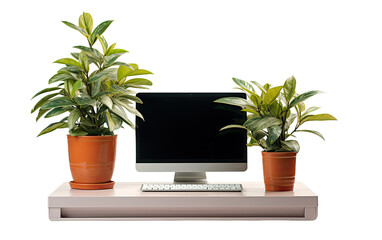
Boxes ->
[48,182,318,221]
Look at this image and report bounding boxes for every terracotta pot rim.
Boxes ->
[67,135,117,138]
[262,151,297,156]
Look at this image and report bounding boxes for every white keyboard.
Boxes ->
[141,183,243,192]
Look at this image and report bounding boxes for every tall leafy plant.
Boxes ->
[214,76,336,152]
[31,12,153,136]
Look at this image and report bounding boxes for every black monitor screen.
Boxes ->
[136,93,247,163]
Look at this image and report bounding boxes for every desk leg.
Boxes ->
[49,207,62,221]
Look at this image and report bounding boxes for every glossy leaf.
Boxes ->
[300,114,337,124]
[244,116,282,132]
[44,107,68,118]
[97,34,108,54]
[31,87,61,99]
[289,90,322,107]
[68,108,81,129]
[70,80,83,98]
[104,110,117,132]
[31,93,60,113]
[120,94,143,104]
[108,49,128,55]
[37,122,68,137]
[41,97,75,110]
[69,129,88,136]
[48,73,75,84]
[114,98,144,120]
[78,12,93,35]
[111,84,136,95]
[232,78,255,94]
[54,58,82,68]
[296,129,325,140]
[90,20,113,44]
[283,76,296,103]
[104,53,124,66]
[99,95,113,109]
[264,86,283,104]
[36,108,50,121]
[250,80,267,93]
[79,51,89,73]
[124,78,153,86]
[268,125,282,144]
[281,140,300,152]
[301,106,320,118]
[62,21,89,37]
[110,103,134,129]
[219,124,248,131]
[214,97,255,109]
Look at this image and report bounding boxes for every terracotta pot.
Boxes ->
[262,152,296,191]
[67,135,117,190]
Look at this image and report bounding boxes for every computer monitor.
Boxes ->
[135,92,247,182]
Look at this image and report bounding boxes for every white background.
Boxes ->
[1,0,381,239]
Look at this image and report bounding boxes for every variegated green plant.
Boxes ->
[31,12,153,136]
[214,76,336,152]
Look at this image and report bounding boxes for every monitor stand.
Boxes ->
[173,172,207,183]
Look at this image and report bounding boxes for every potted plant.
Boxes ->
[31,12,153,190]
[215,76,336,191]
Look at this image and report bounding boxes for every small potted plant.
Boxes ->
[215,76,336,191]
[31,12,153,190]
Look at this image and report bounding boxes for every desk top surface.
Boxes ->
[50,182,317,198]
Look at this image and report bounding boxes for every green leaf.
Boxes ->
[58,65,84,74]
[31,93,60,113]
[124,78,153,86]
[54,58,82,68]
[68,108,81,129]
[111,84,136,95]
[97,34,108,54]
[290,90,322,107]
[120,95,143,104]
[281,140,300,152]
[244,116,282,132]
[264,86,283,104]
[90,20,113,44]
[110,103,134,129]
[88,68,117,83]
[268,125,282,144]
[252,130,267,140]
[44,107,68,118]
[106,43,116,55]
[219,124,247,131]
[109,62,132,68]
[108,49,128,55]
[301,106,320,118]
[48,73,76,84]
[296,129,325,140]
[78,12,93,35]
[36,108,49,121]
[283,76,296,103]
[214,97,256,109]
[70,80,83,98]
[79,51,89,73]
[31,87,61,99]
[62,21,89,37]
[69,129,88,136]
[300,113,337,124]
[117,65,133,81]
[104,110,117,132]
[232,78,255,94]
[285,113,297,130]
[114,98,144,120]
[250,80,267,93]
[41,97,75,110]
[99,95,113,109]
[37,122,68,137]
[74,96,94,105]
[104,53,124,66]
